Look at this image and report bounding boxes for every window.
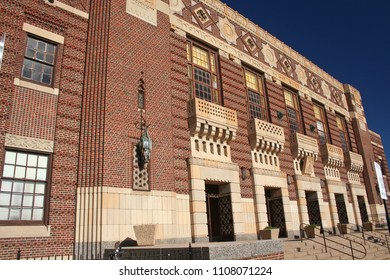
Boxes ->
[313,103,328,144]
[0,150,49,223]
[21,36,56,86]
[243,68,268,120]
[336,115,350,152]
[284,88,302,134]
[187,41,220,104]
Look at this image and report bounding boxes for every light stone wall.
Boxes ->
[76,187,191,245]
[350,183,372,225]
[252,169,294,238]
[188,158,246,242]
[295,176,332,230]
[326,180,349,229]
[370,203,387,224]
[288,201,301,236]
[241,198,257,235]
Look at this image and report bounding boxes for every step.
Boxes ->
[283,234,390,260]
[314,252,333,260]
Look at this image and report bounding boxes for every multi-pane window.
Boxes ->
[336,115,350,152]
[284,88,302,134]
[21,36,56,86]
[187,41,220,104]
[0,150,49,222]
[313,103,328,144]
[243,68,268,120]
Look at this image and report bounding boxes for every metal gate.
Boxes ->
[268,198,287,237]
[306,192,322,227]
[218,194,234,241]
[206,188,234,242]
[358,196,369,223]
[335,194,349,224]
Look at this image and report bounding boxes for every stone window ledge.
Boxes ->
[0,225,51,238]
[14,78,59,96]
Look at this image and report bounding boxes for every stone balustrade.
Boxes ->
[247,118,285,154]
[320,143,344,168]
[344,151,364,173]
[188,98,238,162]
[290,132,319,160]
[248,119,285,171]
[188,98,238,143]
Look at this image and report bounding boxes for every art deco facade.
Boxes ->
[0,0,389,260]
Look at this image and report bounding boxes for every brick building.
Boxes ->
[0,0,389,260]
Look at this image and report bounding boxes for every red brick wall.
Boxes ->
[0,0,88,259]
[220,57,253,198]
[266,81,297,199]
[9,89,57,140]
[345,91,380,205]
[102,4,176,191]
[370,132,390,191]
[170,32,192,194]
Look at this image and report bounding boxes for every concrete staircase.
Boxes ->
[284,231,390,260]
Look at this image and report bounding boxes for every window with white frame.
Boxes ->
[0,150,49,223]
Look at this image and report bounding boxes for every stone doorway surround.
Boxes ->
[188,157,245,243]
[252,169,293,238]
[325,180,354,232]
[247,119,294,238]
[294,175,332,232]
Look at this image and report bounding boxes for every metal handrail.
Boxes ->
[343,223,390,254]
[300,223,367,260]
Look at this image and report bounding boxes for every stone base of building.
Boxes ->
[103,240,284,260]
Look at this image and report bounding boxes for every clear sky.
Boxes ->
[220,0,390,163]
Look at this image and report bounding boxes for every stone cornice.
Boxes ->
[294,174,321,184]
[325,179,347,187]
[187,157,239,171]
[42,0,89,19]
[199,0,344,92]
[169,14,349,117]
[251,168,285,178]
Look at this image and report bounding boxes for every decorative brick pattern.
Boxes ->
[1,0,387,260]
[220,57,253,198]
[0,0,88,260]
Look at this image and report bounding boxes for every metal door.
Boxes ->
[306,192,322,227]
[267,197,287,237]
[335,194,349,224]
[206,189,234,242]
[358,196,369,223]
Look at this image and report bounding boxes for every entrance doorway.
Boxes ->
[358,196,369,223]
[265,188,287,237]
[305,191,322,227]
[205,184,234,242]
[335,194,349,224]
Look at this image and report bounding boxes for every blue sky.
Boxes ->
[221,0,390,163]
